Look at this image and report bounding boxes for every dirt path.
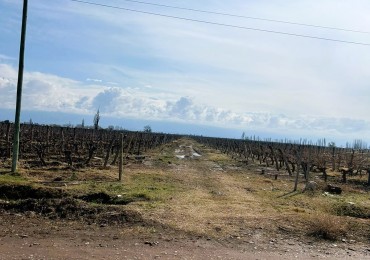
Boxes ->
[1,213,368,260]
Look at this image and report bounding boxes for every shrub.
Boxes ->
[307,213,347,240]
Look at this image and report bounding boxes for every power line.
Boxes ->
[119,0,370,34]
[69,0,370,47]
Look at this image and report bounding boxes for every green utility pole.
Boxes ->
[12,0,28,173]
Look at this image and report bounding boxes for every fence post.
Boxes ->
[119,133,123,181]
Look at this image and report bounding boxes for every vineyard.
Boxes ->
[1,120,369,186]
[194,136,370,187]
[0,121,180,170]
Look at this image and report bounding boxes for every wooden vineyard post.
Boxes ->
[119,133,123,182]
[294,148,302,192]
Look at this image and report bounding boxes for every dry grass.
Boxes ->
[306,212,348,240]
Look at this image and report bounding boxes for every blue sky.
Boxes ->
[1,0,370,145]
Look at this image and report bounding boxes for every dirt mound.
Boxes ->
[78,192,112,203]
[0,184,64,200]
[78,192,150,205]
[0,198,142,225]
[333,202,370,219]
[0,184,145,225]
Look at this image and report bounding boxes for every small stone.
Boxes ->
[144,241,159,246]
[215,227,221,232]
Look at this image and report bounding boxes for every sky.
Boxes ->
[1,0,370,145]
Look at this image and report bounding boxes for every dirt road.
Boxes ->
[1,213,369,260]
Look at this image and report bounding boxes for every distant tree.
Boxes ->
[107,125,114,130]
[143,125,152,133]
[241,132,245,140]
[93,109,100,130]
[29,118,33,125]
[353,139,366,150]
[63,122,73,128]
[328,142,336,148]
[76,119,85,128]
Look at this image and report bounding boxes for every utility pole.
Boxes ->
[12,0,28,173]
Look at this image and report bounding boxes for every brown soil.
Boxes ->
[1,212,369,260]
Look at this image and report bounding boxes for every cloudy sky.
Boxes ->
[1,0,370,144]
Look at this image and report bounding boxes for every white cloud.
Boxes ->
[1,63,369,143]
[0,63,104,113]
[86,78,103,83]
